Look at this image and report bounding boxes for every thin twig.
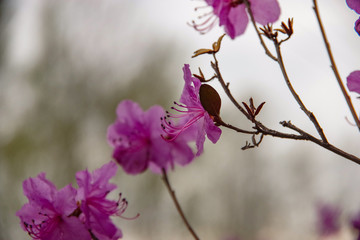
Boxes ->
[281,121,360,165]
[273,39,328,143]
[211,54,252,121]
[161,169,200,240]
[312,0,360,131]
[244,0,278,61]
[216,120,257,135]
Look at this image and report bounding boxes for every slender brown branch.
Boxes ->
[281,121,360,165]
[244,0,278,61]
[273,39,328,143]
[312,0,360,131]
[216,120,257,135]
[161,169,200,240]
[211,54,252,121]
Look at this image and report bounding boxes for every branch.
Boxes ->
[161,169,200,240]
[273,39,328,143]
[281,121,360,165]
[312,0,360,131]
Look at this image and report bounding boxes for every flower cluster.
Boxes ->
[346,0,360,36]
[107,64,222,174]
[192,0,280,39]
[16,161,133,240]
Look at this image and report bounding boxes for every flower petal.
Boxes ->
[355,17,360,36]
[226,3,248,39]
[144,105,165,138]
[115,100,144,126]
[195,118,206,156]
[204,113,222,143]
[347,70,360,94]
[347,0,360,14]
[47,217,91,240]
[22,173,57,209]
[113,144,149,174]
[180,64,202,107]
[249,0,281,25]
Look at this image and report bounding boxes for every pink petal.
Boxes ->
[115,100,144,125]
[22,173,57,208]
[170,141,195,166]
[204,113,222,143]
[149,137,172,168]
[87,212,122,240]
[144,105,165,138]
[46,217,91,240]
[347,70,360,94]
[249,0,281,25]
[355,17,360,36]
[113,145,149,174]
[195,118,206,156]
[226,4,249,38]
[347,0,360,14]
[180,64,202,107]
[53,185,78,215]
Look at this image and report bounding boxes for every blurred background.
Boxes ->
[1,0,360,239]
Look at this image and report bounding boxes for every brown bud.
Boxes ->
[199,84,221,118]
[212,34,226,52]
[260,24,278,40]
[192,34,226,58]
[275,18,294,38]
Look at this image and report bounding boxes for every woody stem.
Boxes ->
[312,0,360,131]
[161,169,200,240]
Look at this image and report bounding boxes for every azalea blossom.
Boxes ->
[107,100,195,174]
[76,161,131,240]
[161,64,222,156]
[347,70,360,94]
[346,0,360,35]
[16,162,134,240]
[191,0,280,39]
[16,173,91,240]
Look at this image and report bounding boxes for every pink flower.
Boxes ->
[76,161,131,240]
[16,173,91,240]
[346,0,360,35]
[107,100,195,174]
[161,64,222,156]
[192,0,280,39]
[347,70,360,94]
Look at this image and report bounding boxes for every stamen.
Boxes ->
[23,213,58,239]
[114,193,139,220]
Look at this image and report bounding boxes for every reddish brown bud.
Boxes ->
[199,84,221,118]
